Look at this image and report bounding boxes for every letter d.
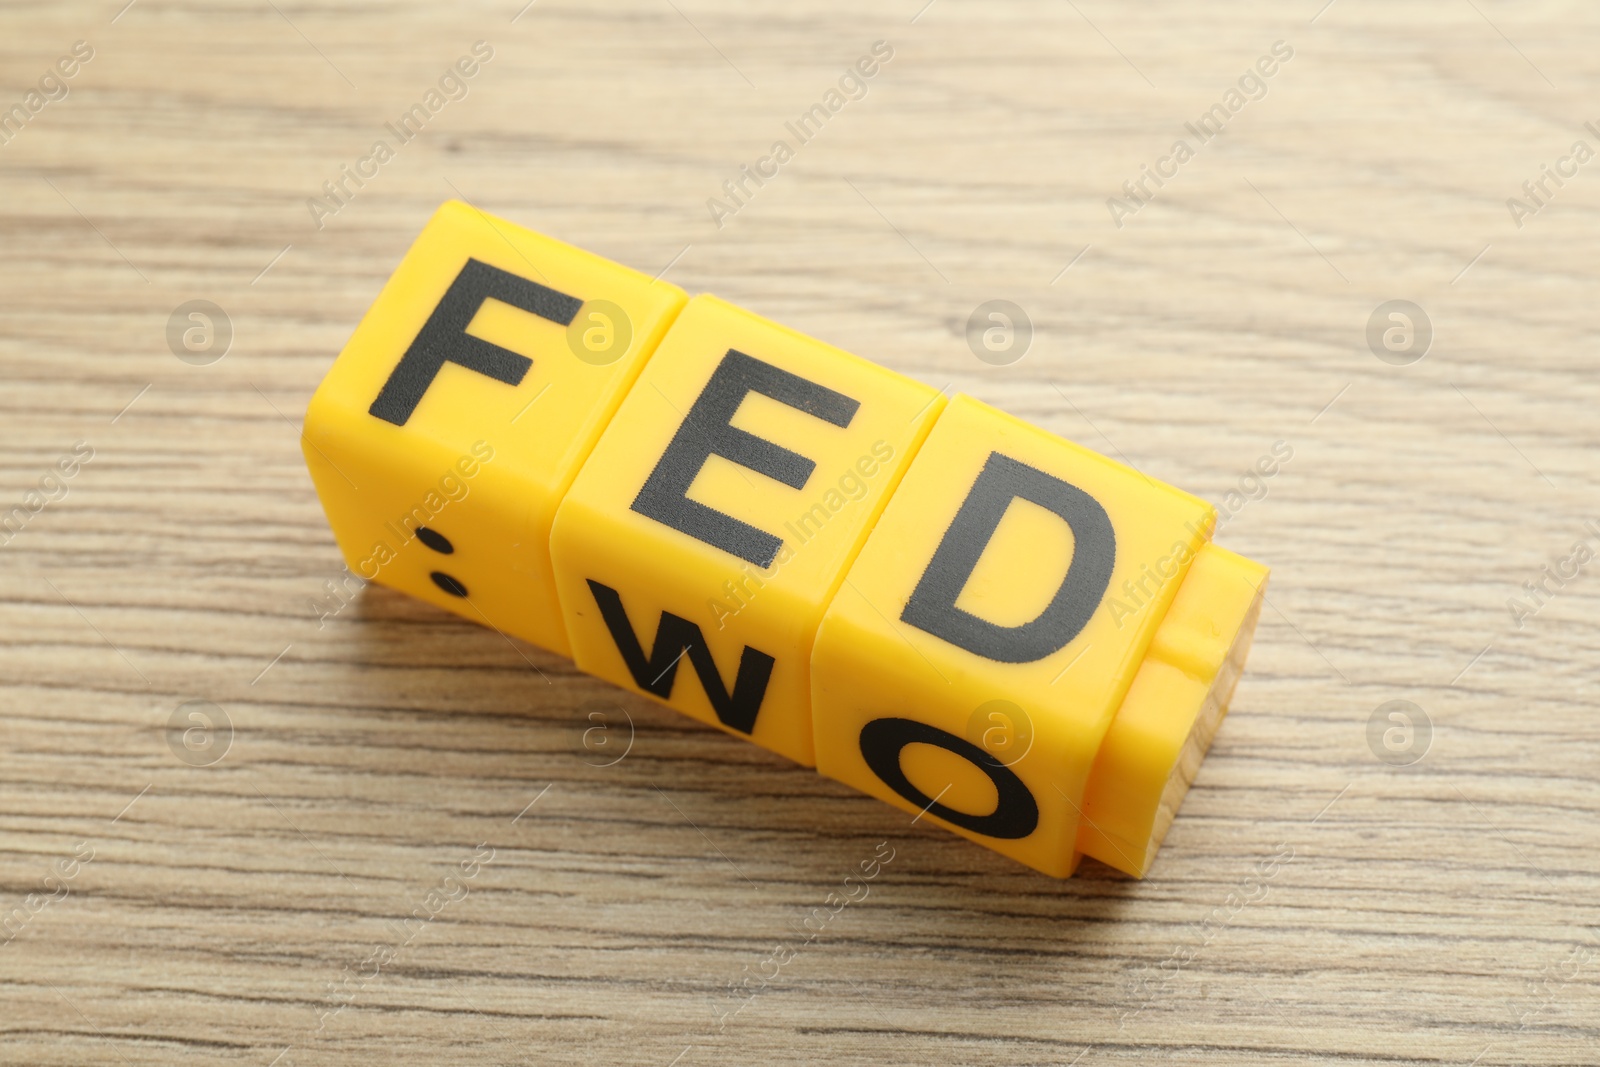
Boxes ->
[900,451,1115,662]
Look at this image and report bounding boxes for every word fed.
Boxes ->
[302,201,1269,879]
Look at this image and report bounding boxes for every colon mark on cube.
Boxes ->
[302,199,1269,879]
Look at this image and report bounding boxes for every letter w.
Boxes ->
[586,580,775,735]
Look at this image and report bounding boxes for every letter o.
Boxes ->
[858,717,1039,839]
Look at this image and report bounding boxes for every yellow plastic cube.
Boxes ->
[302,200,687,656]
[299,201,1273,878]
[549,295,944,765]
[810,394,1242,878]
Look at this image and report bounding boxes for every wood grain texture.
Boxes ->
[3,1,1599,1063]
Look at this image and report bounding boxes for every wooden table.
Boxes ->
[3,1,1598,1063]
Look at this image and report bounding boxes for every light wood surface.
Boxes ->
[4,1,1600,1064]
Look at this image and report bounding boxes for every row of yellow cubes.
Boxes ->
[302,200,1269,878]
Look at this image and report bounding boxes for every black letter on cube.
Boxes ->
[368,258,583,426]
[587,580,775,735]
[859,717,1039,838]
[902,451,1116,663]
[632,350,859,567]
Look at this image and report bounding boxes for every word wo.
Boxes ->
[1107,40,1294,228]
[707,40,895,228]
[0,40,94,148]
[307,42,495,230]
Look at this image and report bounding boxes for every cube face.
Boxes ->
[302,200,687,655]
[549,295,944,765]
[810,395,1216,876]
